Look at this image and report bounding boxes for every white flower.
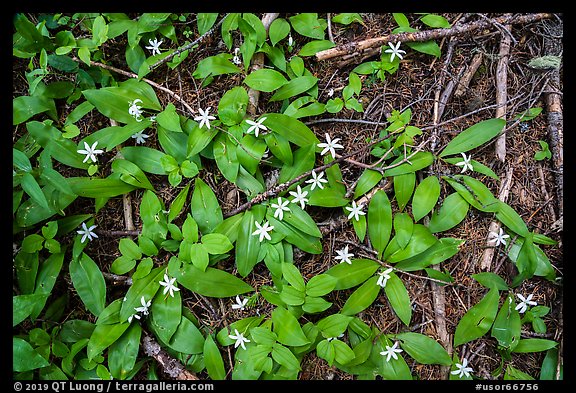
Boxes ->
[335,245,354,264]
[379,341,403,362]
[131,130,150,144]
[515,293,537,314]
[326,333,345,342]
[194,107,216,130]
[384,42,406,62]
[289,185,309,209]
[231,295,249,311]
[488,227,510,247]
[228,328,251,350]
[345,200,366,221]
[128,98,144,122]
[271,197,291,221]
[376,268,394,288]
[455,152,473,173]
[134,296,151,316]
[232,47,241,65]
[159,273,180,298]
[246,117,268,138]
[252,220,274,242]
[327,88,334,97]
[77,222,98,243]
[451,358,474,379]
[305,170,328,190]
[128,313,141,323]
[287,34,294,47]
[145,38,163,56]
[317,133,344,159]
[77,141,104,163]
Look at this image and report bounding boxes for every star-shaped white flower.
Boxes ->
[488,227,510,247]
[376,268,394,288]
[289,185,309,209]
[194,107,216,130]
[232,47,241,65]
[345,200,366,221]
[384,42,406,62]
[335,245,354,264]
[252,220,274,242]
[159,273,180,298]
[231,295,249,311]
[455,152,473,173]
[128,98,144,122]
[77,222,98,243]
[246,117,268,138]
[128,313,141,323]
[317,133,344,159]
[287,35,294,47]
[305,170,329,190]
[228,328,251,350]
[271,197,291,221]
[145,38,163,56]
[515,293,537,314]
[451,358,474,379]
[77,141,104,163]
[380,341,403,362]
[131,130,150,144]
[134,296,151,316]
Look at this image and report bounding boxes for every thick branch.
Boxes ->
[315,13,552,61]
[142,334,199,380]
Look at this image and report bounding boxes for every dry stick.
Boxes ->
[480,166,514,271]
[454,52,483,97]
[110,118,136,232]
[71,57,196,116]
[545,67,563,221]
[315,13,553,61]
[537,165,557,223]
[142,334,199,380]
[495,22,511,162]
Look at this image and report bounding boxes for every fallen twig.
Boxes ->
[495,20,512,162]
[142,334,199,380]
[454,52,483,97]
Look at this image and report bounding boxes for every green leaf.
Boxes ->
[119,267,165,322]
[237,134,267,175]
[269,75,318,102]
[272,307,310,347]
[394,213,414,249]
[149,289,182,343]
[108,323,141,380]
[69,253,106,317]
[269,18,290,46]
[204,335,226,380]
[121,146,167,175]
[202,233,233,254]
[235,210,263,277]
[384,224,438,263]
[20,173,50,210]
[165,315,205,354]
[289,13,325,39]
[511,339,558,353]
[341,276,380,316]
[279,285,305,306]
[316,314,353,338]
[444,175,500,212]
[281,202,321,238]
[306,274,337,297]
[491,294,521,352]
[302,296,332,314]
[298,40,335,56]
[13,148,32,172]
[191,177,223,234]
[325,258,380,290]
[213,134,240,182]
[272,343,301,370]
[192,53,241,79]
[393,172,415,211]
[264,132,293,166]
[176,264,253,297]
[281,263,306,292]
[428,192,469,233]
[87,322,130,361]
[384,273,412,325]
[267,215,323,254]
[13,337,50,372]
[495,201,529,237]
[156,103,183,133]
[168,183,190,223]
[368,190,393,258]
[420,14,451,28]
[406,40,441,58]
[453,286,500,347]
[13,294,48,326]
[67,176,138,198]
[374,335,413,380]
[13,95,56,125]
[382,152,435,177]
[412,175,441,222]
[332,13,365,26]
[217,86,249,126]
[439,118,506,157]
[265,113,320,147]
[354,169,383,199]
[244,69,288,92]
[112,159,155,191]
[395,332,452,365]
[197,13,219,35]
[472,272,509,290]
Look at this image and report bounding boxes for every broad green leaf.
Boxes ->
[166,315,205,354]
[15,251,39,295]
[289,13,325,39]
[352,212,367,242]
[374,335,413,380]
[495,201,529,237]
[237,134,267,175]
[279,285,305,306]
[149,289,182,343]
[407,40,441,57]
[507,238,555,281]
[69,253,106,317]
[108,323,141,380]
[368,190,393,258]
[393,172,415,211]
[191,177,223,234]
[382,152,435,177]
[302,296,332,314]
[244,69,288,92]
[504,365,535,380]
[272,343,301,370]
[491,294,521,352]
[264,132,293,166]
[306,274,337,297]
[354,169,383,199]
[121,146,167,175]
[87,322,130,361]
[20,173,49,209]
[159,126,188,162]
[270,75,318,102]
[112,159,155,191]
[420,14,451,28]
[13,294,48,326]
[511,339,558,353]
[272,307,310,347]
[453,286,500,347]
[540,349,560,380]
[202,233,233,254]
[176,264,253,297]
[428,192,469,233]
[156,103,183,133]
[316,339,336,366]
[341,276,380,316]
[316,314,353,338]
[267,215,323,254]
[269,18,290,46]
[31,252,64,318]
[439,118,506,157]
[384,273,412,326]
[281,202,321,238]
[192,53,241,79]
[443,175,499,212]
[213,134,240,182]
[218,86,249,126]
[197,13,219,35]
[204,334,226,380]
[264,113,320,147]
[13,148,32,172]
[168,183,190,223]
[39,167,75,196]
[395,332,452,365]
[13,95,56,125]
[325,258,380,290]
[384,224,438,263]
[67,176,138,198]
[412,175,441,222]
[298,40,335,56]
[394,213,414,249]
[119,267,164,322]
[281,263,306,292]
[235,210,262,277]
[213,213,244,244]
[13,337,50,372]
[471,272,509,290]
[332,13,365,26]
